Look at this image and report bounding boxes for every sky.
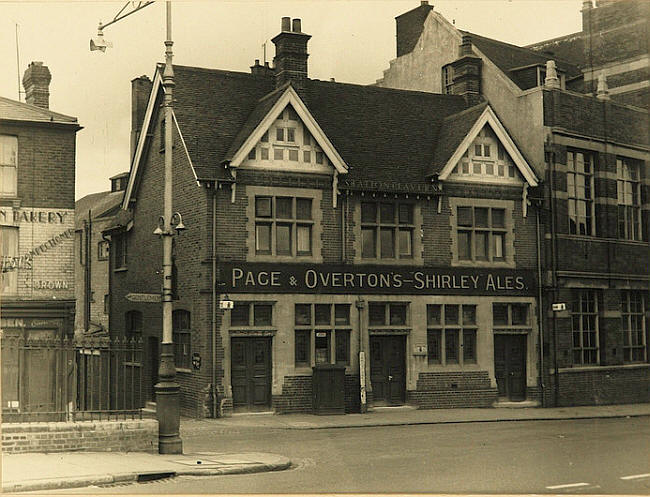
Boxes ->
[0,0,582,200]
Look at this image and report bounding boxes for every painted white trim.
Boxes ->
[607,80,650,95]
[583,55,649,80]
[438,106,539,187]
[122,67,163,210]
[229,85,348,175]
[172,108,198,183]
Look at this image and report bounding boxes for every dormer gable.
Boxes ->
[227,84,347,175]
[438,105,538,187]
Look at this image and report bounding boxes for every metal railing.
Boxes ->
[1,335,143,423]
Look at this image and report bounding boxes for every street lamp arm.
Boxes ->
[98,1,155,31]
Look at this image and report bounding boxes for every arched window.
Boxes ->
[172,310,191,369]
[125,310,142,338]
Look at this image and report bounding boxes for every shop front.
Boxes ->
[219,262,539,413]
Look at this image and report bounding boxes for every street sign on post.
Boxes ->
[126,293,162,303]
[552,303,566,312]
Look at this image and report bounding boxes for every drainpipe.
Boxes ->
[211,185,218,417]
[356,296,367,413]
[535,203,545,405]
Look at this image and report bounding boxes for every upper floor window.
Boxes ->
[442,65,454,95]
[457,206,506,262]
[172,310,191,369]
[427,304,477,365]
[113,233,127,270]
[0,135,18,197]
[125,310,142,338]
[255,196,313,257]
[245,105,328,167]
[231,302,273,327]
[452,127,518,182]
[567,150,595,236]
[571,289,599,365]
[0,226,18,294]
[97,240,109,261]
[617,157,642,241]
[620,290,646,363]
[361,201,414,259]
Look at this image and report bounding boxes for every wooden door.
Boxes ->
[231,337,271,410]
[494,335,527,401]
[369,336,405,405]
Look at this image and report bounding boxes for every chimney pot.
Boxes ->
[22,61,52,109]
[544,60,560,89]
[281,17,291,32]
[421,1,429,5]
[596,72,610,100]
[292,18,302,33]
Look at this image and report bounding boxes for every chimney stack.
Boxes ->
[272,17,311,93]
[22,62,51,109]
[130,75,153,160]
[450,35,483,106]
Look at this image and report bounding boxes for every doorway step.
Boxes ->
[142,401,157,418]
[492,399,540,408]
[370,405,417,412]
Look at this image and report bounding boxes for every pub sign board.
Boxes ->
[219,262,536,296]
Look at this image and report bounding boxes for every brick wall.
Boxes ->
[272,374,361,414]
[409,371,498,408]
[1,419,158,454]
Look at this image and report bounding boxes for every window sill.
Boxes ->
[356,258,424,266]
[556,234,648,245]
[123,361,141,367]
[250,255,323,264]
[176,367,192,374]
[113,267,128,273]
[452,260,515,268]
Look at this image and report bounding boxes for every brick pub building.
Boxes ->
[110,17,547,417]
[1,62,81,409]
[377,0,650,406]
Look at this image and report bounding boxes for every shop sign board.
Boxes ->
[125,293,161,303]
[219,262,536,296]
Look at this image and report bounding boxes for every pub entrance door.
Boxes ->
[369,335,406,405]
[494,334,527,401]
[231,337,272,411]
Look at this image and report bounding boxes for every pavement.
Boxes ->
[3,402,650,494]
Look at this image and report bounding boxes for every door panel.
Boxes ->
[494,335,526,401]
[231,338,271,410]
[369,336,405,405]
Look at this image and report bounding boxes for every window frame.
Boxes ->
[456,206,507,263]
[426,304,478,365]
[172,309,192,370]
[360,200,415,261]
[620,290,647,363]
[125,310,143,338]
[294,303,352,367]
[566,149,596,236]
[0,135,18,197]
[616,157,642,241]
[442,64,454,95]
[112,233,127,270]
[230,302,274,328]
[97,240,110,261]
[254,195,314,258]
[0,226,19,294]
[570,290,599,366]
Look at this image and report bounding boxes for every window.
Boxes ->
[567,150,595,236]
[294,303,351,366]
[427,304,477,364]
[571,290,599,365]
[368,302,408,326]
[492,303,530,327]
[0,135,17,197]
[113,233,127,269]
[125,311,142,338]
[442,65,454,94]
[453,127,517,181]
[0,226,18,294]
[621,291,646,363]
[172,310,191,369]
[231,302,273,327]
[361,201,414,259]
[617,157,642,241]
[457,206,507,262]
[98,240,109,261]
[255,196,313,257]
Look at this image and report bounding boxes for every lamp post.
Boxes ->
[91,0,182,454]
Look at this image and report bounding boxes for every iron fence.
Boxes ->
[1,335,143,423]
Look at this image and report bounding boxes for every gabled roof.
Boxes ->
[526,32,586,69]
[434,105,538,186]
[0,96,79,126]
[123,63,471,207]
[462,30,582,89]
[75,190,124,228]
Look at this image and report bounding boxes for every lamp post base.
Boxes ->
[155,342,183,454]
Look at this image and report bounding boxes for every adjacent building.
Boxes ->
[377,0,650,406]
[1,62,81,410]
[108,16,548,417]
